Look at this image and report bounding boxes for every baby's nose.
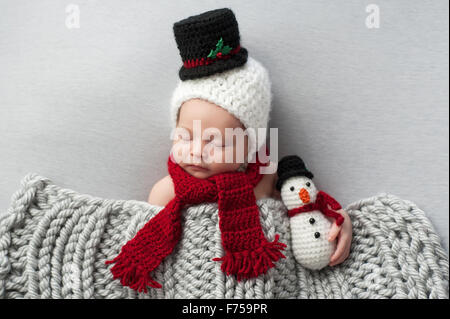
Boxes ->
[190,138,207,162]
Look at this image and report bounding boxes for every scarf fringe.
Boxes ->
[105,254,162,293]
[212,234,287,280]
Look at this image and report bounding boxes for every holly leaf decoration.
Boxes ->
[207,37,233,58]
[216,37,224,50]
[207,48,218,58]
[221,45,232,55]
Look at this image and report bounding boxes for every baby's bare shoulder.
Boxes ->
[147,175,175,207]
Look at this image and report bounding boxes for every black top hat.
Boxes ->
[276,155,314,191]
[173,8,248,81]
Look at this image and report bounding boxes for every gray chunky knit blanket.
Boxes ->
[0,173,448,299]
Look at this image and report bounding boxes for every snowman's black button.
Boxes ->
[309,218,315,224]
[314,232,320,238]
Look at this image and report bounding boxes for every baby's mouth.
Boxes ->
[186,164,209,172]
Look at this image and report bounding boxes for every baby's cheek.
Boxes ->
[171,141,190,162]
[218,146,242,164]
[203,146,226,164]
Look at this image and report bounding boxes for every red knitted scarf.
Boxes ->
[106,150,287,293]
[287,191,344,226]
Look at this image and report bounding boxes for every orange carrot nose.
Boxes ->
[299,188,310,204]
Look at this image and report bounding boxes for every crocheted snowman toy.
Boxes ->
[276,155,344,270]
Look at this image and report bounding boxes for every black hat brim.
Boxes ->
[276,169,314,191]
[179,47,248,81]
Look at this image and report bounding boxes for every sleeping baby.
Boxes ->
[106,8,352,293]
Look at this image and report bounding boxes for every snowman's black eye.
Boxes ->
[290,186,295,192]
[306,182,311,187]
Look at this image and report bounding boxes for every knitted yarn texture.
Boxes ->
[173,8,249,80]
[106,153,286,292]
[0,173,448,299]
[170,56,272,153]
[286,191,343,270]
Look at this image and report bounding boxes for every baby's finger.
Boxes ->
[331,248,350,266]
[329,254,345,267]
[330,233,348,263]
[330,241,351,266]
[328,223,341,242]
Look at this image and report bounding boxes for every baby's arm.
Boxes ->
[327,208,352,266]
[147,175,175,207]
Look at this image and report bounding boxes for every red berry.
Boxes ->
[216,52,222,58]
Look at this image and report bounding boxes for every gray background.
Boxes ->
[0,0,448,251]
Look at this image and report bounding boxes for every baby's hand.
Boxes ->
[327,208,352,266]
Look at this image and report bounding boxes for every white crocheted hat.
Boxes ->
[170,56,273,153]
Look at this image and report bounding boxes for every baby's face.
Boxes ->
[172,98,249,179]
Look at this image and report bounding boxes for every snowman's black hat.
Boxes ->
[276,155,314,191]
[173,8,248,80]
